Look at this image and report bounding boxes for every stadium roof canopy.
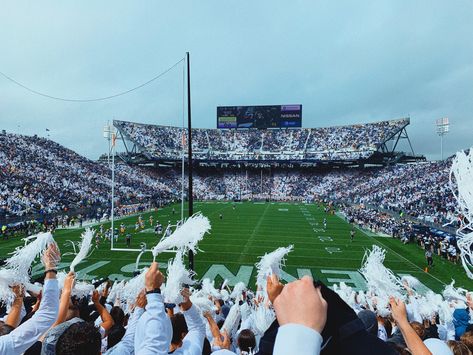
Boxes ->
[112,118,424,168]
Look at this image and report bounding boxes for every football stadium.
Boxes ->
[1,2,473,354]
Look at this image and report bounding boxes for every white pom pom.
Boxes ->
[189,295,215,313]
[201,278,220,298]
[70,229,95,272]
[71,282,94,299]
[438,301,454,324]
[359,245,403,299]
[25,282,43,295]
[450,149,473,224]
[450,149,473,279]
[442,280,467,302]
[230,282,247,301]
[221,303,241,337]
[401,275,421,291]
[252,305,275,336]
[375,296,391,317]
[163,251,195,304]
[0,269,18,306]
[121,269,148,312]
[107,280,125,304]
[337,282,354,305]
[456,232,473,279]
[255,245,293,290]
[5,232,54,283]
[152,213,211,258]
[418,296,438,320]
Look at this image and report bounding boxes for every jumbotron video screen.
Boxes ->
[217,104,302,128]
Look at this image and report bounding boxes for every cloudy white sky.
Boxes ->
[0,0,472,160]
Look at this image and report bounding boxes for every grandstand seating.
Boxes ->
[114,118,409,161]
[0,127,455,231]
[0,132,176,219]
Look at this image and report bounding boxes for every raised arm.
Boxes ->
[179,289,206,355]
[53,271,75,326]
[92,289,114,335]
[203,311,221,342]
[105,291,146,354]
[390,297,432,355]
[134,262,171,355]
[0,243,60,354]
[5,285,25,328]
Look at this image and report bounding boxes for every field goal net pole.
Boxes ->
[180,54,186,223]
[102,54,191,261]
[186,51,195,271]
[103,123,117,250]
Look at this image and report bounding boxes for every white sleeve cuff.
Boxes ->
[274,324,323,355]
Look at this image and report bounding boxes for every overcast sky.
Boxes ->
[1,0,472,160]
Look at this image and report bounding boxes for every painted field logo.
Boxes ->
[30,261,433,294]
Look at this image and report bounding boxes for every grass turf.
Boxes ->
[0,201,470,293]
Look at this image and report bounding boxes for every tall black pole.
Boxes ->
[186,52,194,271]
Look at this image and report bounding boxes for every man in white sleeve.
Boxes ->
[0,243,61,354]
[272,276,328,355]
[105,290,147,354]
[169,288,206,354]
[134,262,172,355]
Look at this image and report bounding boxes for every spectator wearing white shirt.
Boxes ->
[0,243,60,354]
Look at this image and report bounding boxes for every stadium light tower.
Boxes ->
[435,118,449,160]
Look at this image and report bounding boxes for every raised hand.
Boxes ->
[389,297,408,325]
[92,290,100,304]
[42,242,61,270]
[63,271,75,292]
[180,287,192,311]
[273,276,327,334]
[136,289,147,308]
[145,262,164,292]
[266,274,284,304]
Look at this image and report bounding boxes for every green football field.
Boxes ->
[1,202,470,293]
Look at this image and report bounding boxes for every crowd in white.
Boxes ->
[1,234,472,355]
[0,132,175,219]
[1,130,454,236]
[188,161,454,228]
[114,119,408,161]
[0,128,457,269]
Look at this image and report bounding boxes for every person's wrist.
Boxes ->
[396,318,409,328]
[44,269,58,279]
[44,264,56,271]
[180,300,192,311]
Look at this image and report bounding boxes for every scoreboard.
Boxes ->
[217,104,302,129]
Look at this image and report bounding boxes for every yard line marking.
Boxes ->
[325,247,342,254]
[237,203,270,263]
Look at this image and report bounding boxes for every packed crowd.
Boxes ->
[1,131,455,238]
[114,118,408,161]
[1,234,472,355]
[341,205,413,237]
[187,162,455,227]
[0,132,176,220]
